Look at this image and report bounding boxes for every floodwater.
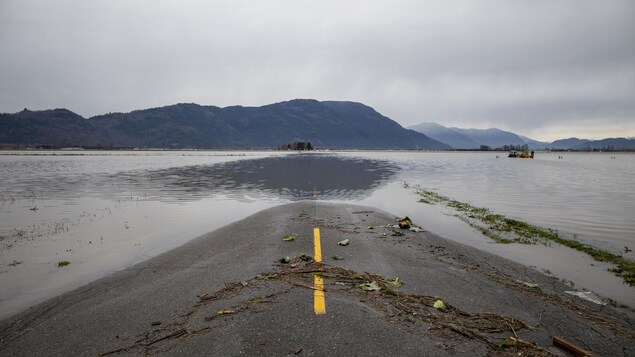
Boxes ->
[0,150,633,319]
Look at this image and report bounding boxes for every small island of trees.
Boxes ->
[279,141,314,151]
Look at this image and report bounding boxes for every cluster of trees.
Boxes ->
[581,145,616,152]
[499,144,529,151]
[279,141,314,151]
[544,145,633,152]
[479,144,529,151]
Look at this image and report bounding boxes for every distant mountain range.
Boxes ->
[546,137,635,151]
[2,100,632,151]
[408,122,635,151]
[0,100,449,150]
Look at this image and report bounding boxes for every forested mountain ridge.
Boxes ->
[0,100,449,150]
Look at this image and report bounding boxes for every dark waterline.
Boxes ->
[121,154,400,202]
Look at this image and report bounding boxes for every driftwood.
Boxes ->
[290,282,326,291]
[553,336,595,357]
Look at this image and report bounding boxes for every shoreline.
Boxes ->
[1,202,633,356]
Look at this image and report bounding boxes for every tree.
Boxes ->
[279,140,314,151]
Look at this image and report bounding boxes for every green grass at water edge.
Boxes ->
[550,235,635,286]
[458,217,514,244]
[417,189,449,203]
[414,186,635,286]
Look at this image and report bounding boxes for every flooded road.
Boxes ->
[1,150,633,318]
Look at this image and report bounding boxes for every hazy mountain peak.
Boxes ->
[408,122,478,149]
[409,122,635,150]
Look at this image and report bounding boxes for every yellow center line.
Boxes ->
[313,227,326,315]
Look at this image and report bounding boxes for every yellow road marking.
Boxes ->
[313,227,326,314]
[313,227,322,262]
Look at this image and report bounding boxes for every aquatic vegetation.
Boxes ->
[357,281,381,291]
[282,233,296,242]
[549,235,635,286]
[413,185,635,286]
[418,188,557,245]
[387,277,404,287]
[416,189,448,204]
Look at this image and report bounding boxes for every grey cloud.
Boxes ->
[1,0,633,141]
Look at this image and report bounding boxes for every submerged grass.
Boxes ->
[414,185,635,286]
[57,260,70,267]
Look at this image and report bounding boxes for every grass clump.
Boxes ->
[57,260,70,267]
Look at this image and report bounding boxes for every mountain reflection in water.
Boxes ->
[116,154,400,202]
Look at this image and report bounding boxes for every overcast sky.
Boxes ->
[1,1,634,141]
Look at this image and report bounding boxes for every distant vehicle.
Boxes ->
[508,150,534,158]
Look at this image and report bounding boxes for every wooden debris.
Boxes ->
[509,336,536,348]
[146,328,187,346]
[205,309,238,321]
[291,282,325,291]
[553,336,596,357]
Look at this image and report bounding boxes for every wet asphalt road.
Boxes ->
[1,202,633,356]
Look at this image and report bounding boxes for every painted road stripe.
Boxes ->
[313,227,326,314]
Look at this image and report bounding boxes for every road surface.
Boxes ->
[1,202,633,356]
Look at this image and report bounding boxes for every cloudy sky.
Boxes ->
[1,1,634,141]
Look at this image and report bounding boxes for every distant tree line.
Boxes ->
[478,144,529,151]
[279,141,314,151]
[543,145,633,152]
[499,144,529,151]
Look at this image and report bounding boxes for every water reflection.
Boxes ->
[115,154,400,202]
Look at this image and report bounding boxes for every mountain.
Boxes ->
[407,122,479,149]
[518,136,550,150]
[408,123,546,149]
[0,108,111,148]
[450,128,527,149]
[408,122,635,151]
[547,137,635,151]
[0,100,449,150]
[548,138,591,150]
[571,138,635,151]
